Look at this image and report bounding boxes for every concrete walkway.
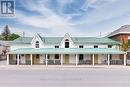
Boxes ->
[0,65,130,70]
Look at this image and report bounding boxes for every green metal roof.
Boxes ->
[9,48,126,54]
[12,36,120,45]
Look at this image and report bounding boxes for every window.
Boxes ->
[94,45,98,48]
[55,45,59,48]
[35,41,39,48]
[55,54,59,59]
[79,54,84,60]
[108,45,112,48]
[110,54,112,60]
[107,54,112,60]
[79,45,83,48]
[21,54,24,57]
[47,54,50,59]
[65,39,69,48]
[36,54,39,59]
[128,53,130,60]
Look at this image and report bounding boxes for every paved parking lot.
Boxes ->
[0,66,130,87]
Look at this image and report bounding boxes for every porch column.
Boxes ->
[107,54,110,66]
[45,54,48,66]
[92,54,94,65]
[60,54,63,65]
[7,54,9,65]
[30,54,33,65]
[17,54,19,65]
[76,54,78,66]
[124,54,127,66]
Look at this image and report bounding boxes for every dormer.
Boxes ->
[31,34,44,48]
[60,33,74,48]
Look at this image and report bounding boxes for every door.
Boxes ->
[25,54,30,65]
[94,54,98,64]
[33,54,40,64]
[64,54,69,64]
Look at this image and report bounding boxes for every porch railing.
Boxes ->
[47,59,61,65]
[110,60,123,65]
[78,60,92,65]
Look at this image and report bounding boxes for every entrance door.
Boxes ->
[64,54,69,64]
[33,54,40,64]
[25,54,30,65]
[94,54,98,64]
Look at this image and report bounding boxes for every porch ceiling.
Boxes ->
[8,48,126,54]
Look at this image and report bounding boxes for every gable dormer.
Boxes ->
[60,33,74,48]
[31,34,44,48]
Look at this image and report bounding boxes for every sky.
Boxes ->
[0,0,130,37]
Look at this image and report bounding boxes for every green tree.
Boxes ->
[8,33,20,40]
[1,25,11,40]
[121,38,129,51]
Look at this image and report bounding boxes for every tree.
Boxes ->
[1,25,11,40]
[121,38,129,51]
[8,33,20,40]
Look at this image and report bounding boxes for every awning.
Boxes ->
[8,48,126,54]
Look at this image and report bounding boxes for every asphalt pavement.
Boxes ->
[0,67,130,87]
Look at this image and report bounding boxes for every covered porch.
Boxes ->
[7,48,127,66]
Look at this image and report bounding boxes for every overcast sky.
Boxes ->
[0,0,130,37]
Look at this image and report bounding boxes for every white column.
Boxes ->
[107,54,110,66]
[17,54,19,65]
[30,54,33,65]
[7,54,9,65]
[92,54,94,65]
[124,54,127,66]
[45,54,48,66]
[61,54,63,65]
[76,54,78,66]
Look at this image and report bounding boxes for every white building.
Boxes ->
[7,33,126,66]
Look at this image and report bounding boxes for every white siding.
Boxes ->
[98,54,107,64]
[69,54,75,64]
[31,35,44,48]
[20,54,25,64]
[84,54,91,60]
[60,34,74,48]
[40,54,45,64]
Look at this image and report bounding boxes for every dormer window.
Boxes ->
[108,45,112,48]
[94,45,98,48]
[55,45,59,48]
[79,45,83,48]
[65,39,69,48]
[35,41,39,48]
[55,54,59,59]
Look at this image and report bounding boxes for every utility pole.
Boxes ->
[23,32,25,37]
[100,32,102,37]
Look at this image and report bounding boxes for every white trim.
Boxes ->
[30,54,33,65]
[17,54,19,65]
[128,36,130,39]
[60,33,74,47]
[45,54,48,66]
[31,34,43,44]
[7,54,9,65]
[124,54,127,66]
[92,54,94,65]
[61,54,63,65]
[76,54,78,66]
[107,54,110,65]
[108,32,130,37]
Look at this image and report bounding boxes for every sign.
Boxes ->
[0,0,15,17]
